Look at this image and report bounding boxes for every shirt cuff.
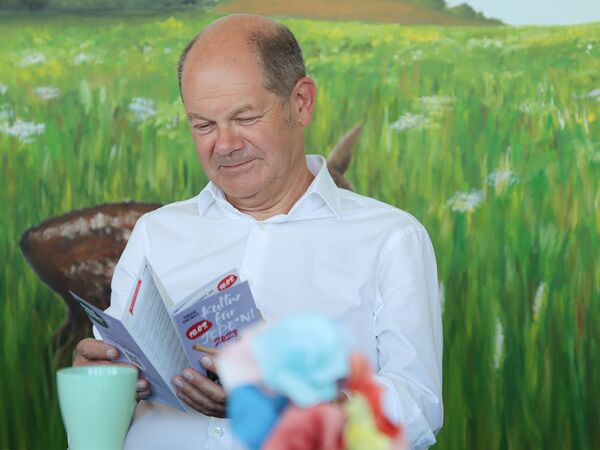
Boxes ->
[375,375,438,450]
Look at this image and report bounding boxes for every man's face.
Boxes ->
[181,47,304,204]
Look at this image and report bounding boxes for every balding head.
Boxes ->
[177,14,306,101]
[176,14,317,219]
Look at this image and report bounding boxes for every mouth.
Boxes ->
[219,159,256,170]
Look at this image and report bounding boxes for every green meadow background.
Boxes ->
[1,10,599,450]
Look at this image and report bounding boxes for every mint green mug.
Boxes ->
[57,366,137,450]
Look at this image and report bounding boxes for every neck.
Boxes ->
[227,163,314,221]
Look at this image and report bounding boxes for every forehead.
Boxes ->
[181,46,274,116]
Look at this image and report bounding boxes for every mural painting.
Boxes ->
[0,0,598,448]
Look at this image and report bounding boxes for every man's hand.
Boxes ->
[73,338,151,401]
[172,356,226,417]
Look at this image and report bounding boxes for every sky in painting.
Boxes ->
[446,0,600,25]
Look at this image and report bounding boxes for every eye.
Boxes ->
[236,116,259,125]
[193,123,214,135]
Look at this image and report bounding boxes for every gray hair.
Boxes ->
[177,23,306,100]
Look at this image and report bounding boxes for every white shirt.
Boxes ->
[103,154,443,450]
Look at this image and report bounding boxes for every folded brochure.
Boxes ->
[71,259,263,412]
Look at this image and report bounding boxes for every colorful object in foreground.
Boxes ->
[344,394,405,450]
[216,314,406,450]
[228,385,288,450]
[263,403,346,450]
[250,314,351,407]
[346,352,399,437]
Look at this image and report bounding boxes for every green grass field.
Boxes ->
[1,11,599,450]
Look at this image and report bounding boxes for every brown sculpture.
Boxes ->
[19,124,362,366]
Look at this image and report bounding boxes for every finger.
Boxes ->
[174,381,224,415]
[115,362,140,372]
[183,368,227,404]
[136,377,149,392]
[200,355,217,373]
[176,389,210,415]
[73,356,112,367]
[75,338,119,362]
[200,356,222,384]
[172,371,227,415]
[136,378,151,401]
[136,390,151,401]
[173,374,225,409]
[73,356,139,374]
[176,389,226,417]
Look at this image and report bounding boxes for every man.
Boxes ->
[74,14,443,450]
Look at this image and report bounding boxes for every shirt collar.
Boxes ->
[196,154,342,219]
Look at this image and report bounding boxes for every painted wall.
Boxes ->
[0,2,598,449]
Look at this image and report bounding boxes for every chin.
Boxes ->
[219,175,265,199]
[221,184,262,201]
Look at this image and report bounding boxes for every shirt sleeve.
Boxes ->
[373,226,443,449]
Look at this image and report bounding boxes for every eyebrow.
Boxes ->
[187,105,256,122]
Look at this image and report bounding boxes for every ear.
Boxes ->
[291,76,316,127]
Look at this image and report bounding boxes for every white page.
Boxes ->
[121,259,191,391]
[148,262,175,310]
[71,291,186,412]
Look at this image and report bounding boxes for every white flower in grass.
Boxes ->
[588,89,600,101]
[73,52,97,65]
[555,108,573,130]
[518,98,556,115]
[532,282,547,322]
[0,104,14,121]
[164,47,173,54]
[467,38,503,50]
[487,170,518,189]
[501,44,527,55]
[391,96,454,133]
[390,112,434,132]
[128,97,156,122]
[419,95,454,115]
[446,190,484,213]
[587,144,600,164]
[20,52,46,67]
[411,50,423,61]
[0,84,7,95]
[493,319,504,370]
[0,119,45,144]
[518,101,533,114]
[33,86,60,101]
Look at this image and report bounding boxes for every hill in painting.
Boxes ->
[213,0,501,25]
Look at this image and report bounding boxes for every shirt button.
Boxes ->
[212,427,224,437]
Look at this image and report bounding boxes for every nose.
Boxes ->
[214,126,244,156]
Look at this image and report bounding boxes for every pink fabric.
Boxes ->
[262,403,346,450]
